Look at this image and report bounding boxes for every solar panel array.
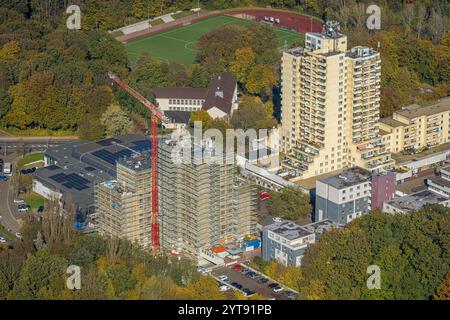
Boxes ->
[91,140,151,165]
[49,172,90,191]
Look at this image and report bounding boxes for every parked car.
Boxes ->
[230,282,242,290]
[273,286,283,293]
[217,275,229,282]
[18,188,27,194]
[245,271,258,279]
[268,283,278,288]
[0,237,6,243]
[13,198,25,204]
[15,232,21,239]
[21,167,36,175]
[283,291,297,299]
[231,264,242,271]
[258,277,269,284]
[273,217,283,223]
[37,206,44,213]
[219,285,230,292]
[17,204,29,212]
[242,288,255,297]
[0,175,8,181]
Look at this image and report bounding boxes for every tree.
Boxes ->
[301,207,450,300]
[78,115,105,140]
[245,64,276,95]
[10,248,67,299]
[0,41,20,61]
[231,96,267,130]
[433,271,450,300]
[267,188,312,221]
[101,103,134,138]
[229,47,255,83]
[189,109,212,129]
[184,276,226,300]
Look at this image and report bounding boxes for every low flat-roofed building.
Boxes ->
[262,220,315,267]
[382,190,449,214]
[315,167,372,224]
[426,165,450,198]
[33,134,150,229]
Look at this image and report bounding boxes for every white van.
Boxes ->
[3,162,12,176]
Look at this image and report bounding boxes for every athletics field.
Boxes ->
[124,15,304,66]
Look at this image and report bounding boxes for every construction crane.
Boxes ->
[107,71,166,253]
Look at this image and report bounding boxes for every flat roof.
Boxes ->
[302,219,340,236]
[396,97,450,119]
[295,168,345,190]
[427,176,450,189]
[380,116,405,128]
[318,167,371,189]
[265,220,313,240]
[35,134,150,210]
[164,110,191,124]
[385,190,448,211]
[392,141,450,165]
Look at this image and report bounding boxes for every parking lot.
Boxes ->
[212,264,298,300]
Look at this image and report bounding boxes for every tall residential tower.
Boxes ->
[280,21,394,181]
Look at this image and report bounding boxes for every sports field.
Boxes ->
[124,15,304,66]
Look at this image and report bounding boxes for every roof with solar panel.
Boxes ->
[33,134,151,210]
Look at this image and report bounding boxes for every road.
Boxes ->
[0,137,77,155]
[0,153,22,234]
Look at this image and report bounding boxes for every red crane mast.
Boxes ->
[107,72,164,253]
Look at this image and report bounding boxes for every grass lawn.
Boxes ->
[150,18,164,27]
[24,192,45,210]
[1,127,75,137]
[18,153,44,167]
[0,223,16,241]
[172,10,195,20]
[124,15,303,66]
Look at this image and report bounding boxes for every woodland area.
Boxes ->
[1,202,448,300]
[0,0,448,137]
[0,200,255,300]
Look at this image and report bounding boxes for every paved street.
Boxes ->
[0,137,77,155]
[0,153,24,234]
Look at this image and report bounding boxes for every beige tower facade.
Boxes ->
[280,21,394,181]
[95,154,152,248]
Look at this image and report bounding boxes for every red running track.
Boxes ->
[226,8,323,34]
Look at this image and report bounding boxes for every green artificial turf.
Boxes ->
[124,15,304,66]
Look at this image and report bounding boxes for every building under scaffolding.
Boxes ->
[158,138,258,260]
[95,152,152,248]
